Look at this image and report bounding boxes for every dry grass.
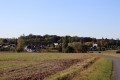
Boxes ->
[95,50,120,58]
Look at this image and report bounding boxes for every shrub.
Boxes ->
[79,44,88,53]
[116,50,120,54]
[101,47,106,51]
[58,46,62,52]
[97,47,106,51]
[97,47,101,51]
[65,46,75,53]
[89,51,93,53]
[98,51,101,53]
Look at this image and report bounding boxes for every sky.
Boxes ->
[0,0,120,39]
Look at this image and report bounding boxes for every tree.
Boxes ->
[16,37,25,52]
[78,44,88,53]
[69,42,81,53]
[65,46,75,53]
[62,36,68,53]
[2,39,8,44]
[69,42,88,53]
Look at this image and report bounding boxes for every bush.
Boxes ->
[65,46,75,53]
[97,47,106,51]
[89,51,93,53]
[101,47,106,51]
[78,44,88,53]
[98,51,101,53]
[69,42,88,53]
[116,50,120,54]
[58,46,62,52]
[97,47,101,51]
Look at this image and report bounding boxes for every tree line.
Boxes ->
[0,34,120,53]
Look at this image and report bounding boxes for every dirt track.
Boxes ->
[98,54,120,80]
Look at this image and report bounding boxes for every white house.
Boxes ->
[93,42,98,48]
[54,43,59,46]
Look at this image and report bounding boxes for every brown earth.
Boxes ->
[1,58,88,80]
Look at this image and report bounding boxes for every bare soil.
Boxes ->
[1,58,88,80]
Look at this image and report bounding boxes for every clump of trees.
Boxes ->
[68,42,88,53]
[0,38,17,52]
[62,37,88,53]
[0,38,17,45]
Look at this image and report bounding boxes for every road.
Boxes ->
[98,54,120,80]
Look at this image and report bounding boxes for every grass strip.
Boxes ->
[44,56,98,80]
[73,57,112,80]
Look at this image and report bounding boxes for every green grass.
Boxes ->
[72,57,112,80]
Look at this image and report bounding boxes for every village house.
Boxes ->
[24,46,35,52]
[93,42,98,48]
[54,43,59,46]
[3,44,16,48]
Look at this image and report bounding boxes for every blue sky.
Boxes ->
[0,0,120,39]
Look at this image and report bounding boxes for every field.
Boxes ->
[0,52,97,80]
[102,53,120,58]
[96,50,120,58]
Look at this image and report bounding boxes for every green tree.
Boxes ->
[62,36,68,53]
[2,39,8,44]
[78,44,88,53]
[69,42,88,53]
[16,37,25,52]
[65,46,75,53]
